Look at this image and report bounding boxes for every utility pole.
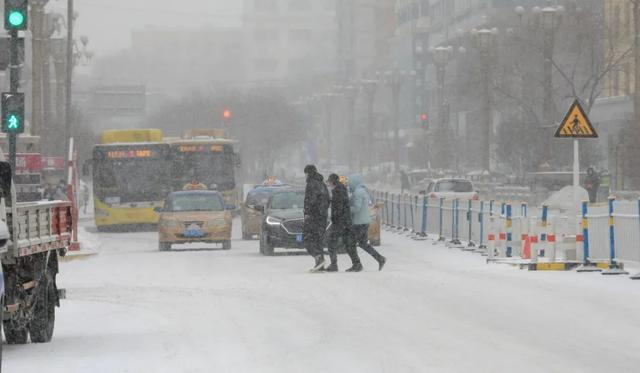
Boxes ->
[30,0,48,145]
[64,0,74,176]
[634,1,640,140]
[361,79,378,169]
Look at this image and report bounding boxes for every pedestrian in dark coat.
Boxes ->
[303,165,330,272]
[325,174,359,272]
[400,170,411,194]
[584,167,601,203]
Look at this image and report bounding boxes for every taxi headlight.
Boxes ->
[265,216,282,226]
[209,218,227,227]
[160,219,180,228]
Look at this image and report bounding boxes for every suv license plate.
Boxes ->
[296,234,303,242]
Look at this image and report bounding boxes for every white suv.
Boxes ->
[426,178,479,200]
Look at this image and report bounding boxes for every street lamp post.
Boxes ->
[343,84,358,171]
[472,27,499,172]
[381,69,413,172]
[515,1,564,166]
[360,79,378,170]
[321,92,340,167]
[431,46,453,169]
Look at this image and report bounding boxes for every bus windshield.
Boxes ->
[93,145,171,204]
[170,144,236,191]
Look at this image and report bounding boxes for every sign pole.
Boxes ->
[573,138,580,233]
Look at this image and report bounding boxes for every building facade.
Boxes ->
[241,0,338,89]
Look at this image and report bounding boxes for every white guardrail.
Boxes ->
[371,190,640,279]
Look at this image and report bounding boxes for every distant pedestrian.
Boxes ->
[584,167,601,203]
[42,183,55,201]
[53,180,68,201]
[348,174,386,271]
[81,183,90,214]
[303,165,330,272]
[326,174,359,272]
[400,170,411,194]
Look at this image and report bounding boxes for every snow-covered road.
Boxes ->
[5,218,640,373]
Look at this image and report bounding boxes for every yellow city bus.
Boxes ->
[92,129,171,230]
[167,130,240,209]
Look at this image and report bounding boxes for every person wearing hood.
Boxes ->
[303,165,330,272]
[326,174,360,272]
[348,174,386,271]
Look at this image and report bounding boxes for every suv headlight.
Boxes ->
[265,216,282,226]
[160,219,180,228]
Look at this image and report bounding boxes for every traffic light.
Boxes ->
[223,109,232,120]
[2,92,25,133]
[420,113,429,127]
[4,0,28,31]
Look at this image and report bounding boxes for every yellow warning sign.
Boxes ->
[554,100,598,138]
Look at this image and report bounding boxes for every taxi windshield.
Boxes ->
[165,193,224,212]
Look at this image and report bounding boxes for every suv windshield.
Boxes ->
[165,193,224,212]
[435,180,473,193]
[270,191,305,210]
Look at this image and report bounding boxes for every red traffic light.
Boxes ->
[223,109,232,120]
[420,113,428,123]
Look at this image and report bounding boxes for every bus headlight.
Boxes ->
[95,209,110,218]
[160,219,180,228]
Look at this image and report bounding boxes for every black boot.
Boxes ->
[325,262,338,272]
[346,247,362,272]
[346,262,363,272]
[309,255,325,273]
[377,256,387,271]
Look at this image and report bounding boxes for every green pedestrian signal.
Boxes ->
[2,92,25,134]
[4,0,28,31]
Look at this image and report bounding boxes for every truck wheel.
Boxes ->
[260,233,274,256]
[29,270,56,343]
[159,242,171,251]
[4,321,28,344]
[222,240,232,250]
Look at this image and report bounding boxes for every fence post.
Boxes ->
[449,199,463,247]
[383,192,388,227]
[631,199,640,280]
[438,198,445,241]
[506,204,513,258]
[602,197,629,275]
[577,200,601,272]
[409,195,417,235]
[467,199,475,247]
[402,194,409,231]
[539,205,548,258]
[420,196,428,237]
[477,200,486,251]
[396,194,402,231]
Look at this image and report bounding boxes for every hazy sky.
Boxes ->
[48,0,242,56]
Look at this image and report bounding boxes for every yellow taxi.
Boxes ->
[157,190,233,251]
[368,202,384,246]
[241,181,290,240]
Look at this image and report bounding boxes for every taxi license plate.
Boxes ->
[184,224,204,238]
[296,234,303,242]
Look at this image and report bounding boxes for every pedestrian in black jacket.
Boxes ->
[326,174,360,272]
[303,165,330,272]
